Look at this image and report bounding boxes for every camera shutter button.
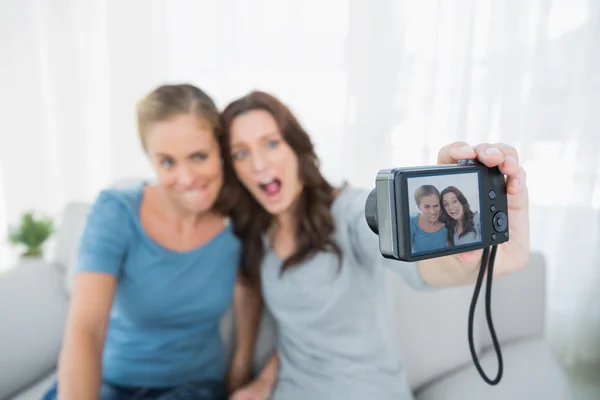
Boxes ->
[457,159,478,166]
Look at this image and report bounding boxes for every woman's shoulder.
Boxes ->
[77,185,144,273]
[88,183,144,223]
[473,210,482,229]
[331,185,370,217]
[329,186,377,240]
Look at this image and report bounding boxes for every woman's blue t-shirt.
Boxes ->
[76,184,240,388]
[409,215,448,254]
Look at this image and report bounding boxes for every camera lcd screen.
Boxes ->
[406,171,483,256]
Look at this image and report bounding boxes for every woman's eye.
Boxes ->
[160,159,174,169]
[266,139,279,149]
[232,150,247,160]
[191,152,207,161]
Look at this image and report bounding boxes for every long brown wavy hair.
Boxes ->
[220,91,342,283]
[439,186,476,246]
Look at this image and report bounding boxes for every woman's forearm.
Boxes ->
[418,255,481,287]
[417,247,520,287]
[256,351,279,389]
[232,280,263,361]
[227,279,264,393]
[57,328,103,400]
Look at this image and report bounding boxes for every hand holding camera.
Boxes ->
[436,141,529,272]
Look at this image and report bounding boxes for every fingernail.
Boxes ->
[459,145,474,153]
[485,147,502,156]
[504,155,517,165]
[511,178,520,186]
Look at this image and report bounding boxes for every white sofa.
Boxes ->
[0,198,575,399]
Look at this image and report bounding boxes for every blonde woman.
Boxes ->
[410,184,449,254]
[43,84,261,400]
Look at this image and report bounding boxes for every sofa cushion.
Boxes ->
[414,339,575,400]
[51,201,90,294]
[480,253,546,348]
[0,262,68,400]
[9,371,56,400]
[387,269,485,391]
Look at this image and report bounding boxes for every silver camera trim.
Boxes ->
[375,169,399,259]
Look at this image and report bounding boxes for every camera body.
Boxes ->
[365,160,509,262]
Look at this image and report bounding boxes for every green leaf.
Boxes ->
[7,211,54,257]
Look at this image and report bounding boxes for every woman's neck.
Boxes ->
[272,191,301,237]
[418,215,440,232]
[268,211,298,259]
[273,210,296,236]
[455,217,464,234]
[270,190,303,254]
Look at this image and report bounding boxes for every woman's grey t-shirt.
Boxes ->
[453,211,482,246]
[260,187,431,400]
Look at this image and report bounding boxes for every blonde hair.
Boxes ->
[136,83,221,150]
[414,184,440,205]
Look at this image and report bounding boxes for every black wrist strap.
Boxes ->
[468,245,503,385]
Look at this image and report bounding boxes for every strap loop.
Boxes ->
[468,245,503,385]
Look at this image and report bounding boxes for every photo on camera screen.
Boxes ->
[407,171,483,256]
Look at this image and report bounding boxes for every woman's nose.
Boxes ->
[177,164,194,185]
[251,152,268,173]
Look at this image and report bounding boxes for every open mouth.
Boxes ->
[258,177,282,197]
[449,209,460,218]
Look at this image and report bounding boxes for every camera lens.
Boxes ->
[493,211,508,232]
[364,188,379,235]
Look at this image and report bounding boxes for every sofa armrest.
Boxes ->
[480,251,547,350]
[0,260,69,400]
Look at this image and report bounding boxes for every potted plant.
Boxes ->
[7,211,54,260]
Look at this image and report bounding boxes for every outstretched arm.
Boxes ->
[226,277,263,394]
[347,190,432,290]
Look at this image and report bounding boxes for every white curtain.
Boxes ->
[1,0,599,369]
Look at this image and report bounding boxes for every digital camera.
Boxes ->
[365,160,509,262]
